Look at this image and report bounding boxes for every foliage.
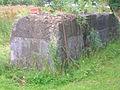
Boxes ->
[48,43,62,72]
[0,0,3,5]
[32,0,45,6]
[0,18,13,44]
[0,5,34,43]
[0,0,46,6]
[0,39,120,89]
[73,0,110,14]
[89,28,102,49]
[50,0,69,11]
[109,0,120,11]
[2,0,9,5]
[9,0,33,5]
[0,0,111,13]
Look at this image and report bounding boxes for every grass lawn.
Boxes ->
[0,39,120,90]
[58,54,120,90]
[57,39,120,90]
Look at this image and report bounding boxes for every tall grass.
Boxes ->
[0,5,33,44]
[0,38,120,89]
[0,17,13,44]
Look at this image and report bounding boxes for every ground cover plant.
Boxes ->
[0,36,120,90]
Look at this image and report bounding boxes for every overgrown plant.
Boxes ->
[50,0,68,11]
[0,0,3,5]
[108,0,120,11]
[89,28,102,49]
[0,17,13,44]
[108,0,120,20]
[73,0,111,14]
[1,0,46,6]
[76,16,88,29]
[48,43,62,72]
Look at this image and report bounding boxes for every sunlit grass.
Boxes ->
[0,17,13,44]
[0,39,120,90]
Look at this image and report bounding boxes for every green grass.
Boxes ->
[0,17,13,44]
[0,16,120,90]
[0,39,120,90]
[57,41,120,90]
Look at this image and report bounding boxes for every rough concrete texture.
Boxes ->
[11,13,119,71]
[88,13,119,43]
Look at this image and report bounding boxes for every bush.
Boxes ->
[1,0,46,6]
[32,0,45,6]
[50,0,69,11]
[0,18,13,43]
[109,0,120,11]
[10,0,33,5]
[3,0,9,5]
[0,0,3,5]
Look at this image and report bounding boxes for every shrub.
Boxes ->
[3,0,46,6]
[0,18,13,43]
[50,0,69,11]
[32,0,45,6]
[3,0,9,5]
[10,0,33,5]
[0,0,3,5]
[109,0,120,11]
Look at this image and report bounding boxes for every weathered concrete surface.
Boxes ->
[88,13,119,43]
[11,13,77,71]
[10,13,119,71]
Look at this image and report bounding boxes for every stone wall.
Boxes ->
[10,13,119,71]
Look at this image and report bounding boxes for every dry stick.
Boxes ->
[71,19,74,36]
[61,47,67,72]
[75,21,79,59]
[62,19,72,71]
[71,19,77,59]
[62,47,79,69]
